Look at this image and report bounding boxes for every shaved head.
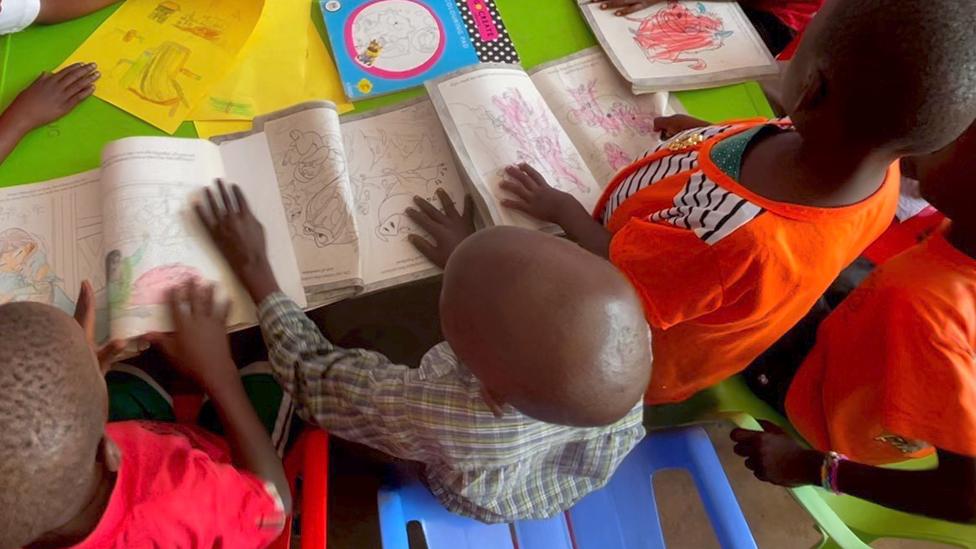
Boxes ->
[440,227,651,427]
[0,303,106,549]
[784,0,976,155]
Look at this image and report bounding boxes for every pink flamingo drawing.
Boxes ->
[628,1,733,71]
[568,81,626,135]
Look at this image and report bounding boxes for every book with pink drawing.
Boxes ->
[577,0,779,93]
[427,48,676,232]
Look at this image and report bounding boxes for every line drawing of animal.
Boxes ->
[374,193,418,242]
[604,142,633,171]
[303,183,357,248]
[627,1,733,71]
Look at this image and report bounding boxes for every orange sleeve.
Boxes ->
[878,292,976,458]
[609,218,724,330]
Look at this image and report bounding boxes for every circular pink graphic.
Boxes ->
[345,0,446,80]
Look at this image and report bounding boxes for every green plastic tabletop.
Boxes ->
[0,0,773,187]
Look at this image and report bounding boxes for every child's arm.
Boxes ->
[195,180,449,458]
[500,163,613,258]
[146,282,292,515]
[731,421,976,524]
[36,0,120,23]
[0,63,99,165]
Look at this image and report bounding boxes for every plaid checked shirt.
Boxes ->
[258,293,646,523]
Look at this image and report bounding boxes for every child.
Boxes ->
[0,282,292,549]
[731,120,976,524]
[499,0,976,405]
[196,181,652,523]
[586,0,822,55]
[0,0,122,165]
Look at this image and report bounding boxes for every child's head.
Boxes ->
[907,119,976,224]
[0,228,38,273]
[439,227,651,427]
[0,302,109,549]
[782,0,976,157]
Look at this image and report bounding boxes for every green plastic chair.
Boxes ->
[647,376,976,548]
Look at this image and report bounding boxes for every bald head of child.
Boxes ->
[440,226,651,427]
[0,302,111,549]
[783,0,976,157]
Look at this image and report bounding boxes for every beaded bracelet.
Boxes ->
[819,451,847,494]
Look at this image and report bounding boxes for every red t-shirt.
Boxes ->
[751,0,822,32]
[67,421,285,549]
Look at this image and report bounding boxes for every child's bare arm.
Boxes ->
[36,0,120,23]
[0,63,98,165]
[500,163,612,258]
[731,422,976,524]
[146,283,292,515]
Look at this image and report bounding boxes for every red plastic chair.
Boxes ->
[269,429,330,549]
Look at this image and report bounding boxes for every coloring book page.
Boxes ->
[580,0,777,91]
[258,105,364,301]
[0,172,107,338]
[100,138,249,338]
[530,49,669,185]
[62,0,264,133]
[341,99,467,289]
[429,66,600,230]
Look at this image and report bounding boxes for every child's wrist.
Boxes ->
[240,261,280,303]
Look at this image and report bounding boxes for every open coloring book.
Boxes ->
[0,49,671,339]
[578,0,778,92]
[427,48,674,230]
[0,100,472,340]
[0,136,307,340]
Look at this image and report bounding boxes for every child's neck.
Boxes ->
[739,130,892,207]
[27,465,116,549]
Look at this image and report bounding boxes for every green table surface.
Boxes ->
[0,0,772,187]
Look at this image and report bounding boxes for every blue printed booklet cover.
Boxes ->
[320,0,519,99]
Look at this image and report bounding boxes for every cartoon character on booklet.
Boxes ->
[357,39,384,67]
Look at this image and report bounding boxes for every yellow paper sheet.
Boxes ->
[62,0,265,133]
[191,19,351,120]
[193,120,252,139]
[188,0,307,120]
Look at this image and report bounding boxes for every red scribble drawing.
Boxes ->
[567,80,659,136]
[604,143,632,171]
[491,88,589,192]
[129,264,206,306]
[628,1,733,71]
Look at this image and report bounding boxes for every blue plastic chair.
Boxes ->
[378,426,756,549]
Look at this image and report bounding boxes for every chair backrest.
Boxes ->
[379,427,755,549]
[569,427,757,549]
[378,478,573,549]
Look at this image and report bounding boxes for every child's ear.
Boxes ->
[98,435,122,474]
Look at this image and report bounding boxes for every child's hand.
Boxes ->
[405,189,476,269]
[146,282,237,392]
[730,420,824,488]
[581,0,662,16]
[654,114,711,140]
[5,63,99,131]
[72,279,128,374]
[196,179,280,304]
[500,163,582,225]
